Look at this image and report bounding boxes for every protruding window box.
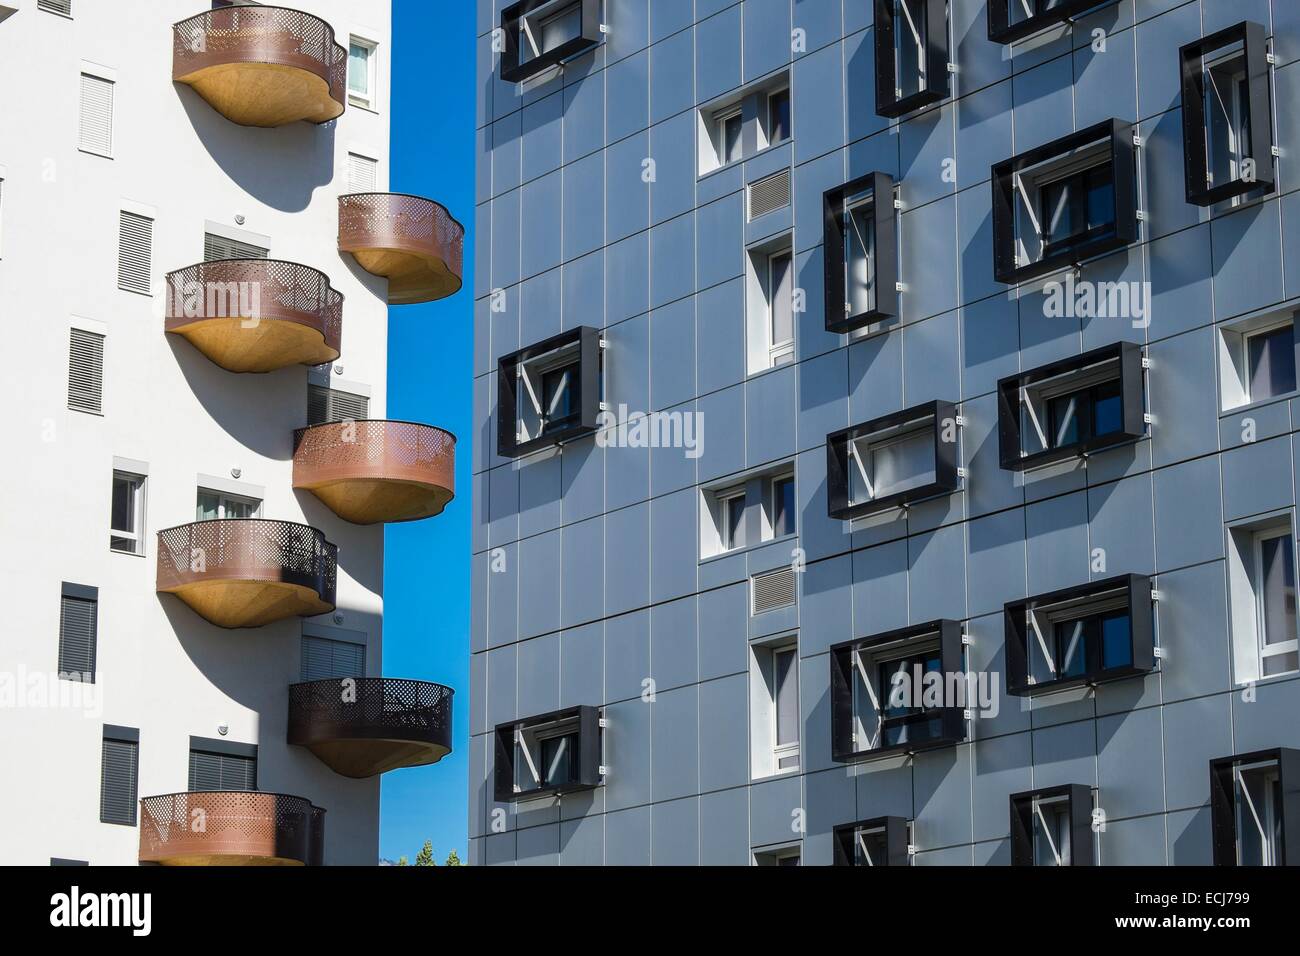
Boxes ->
[988,0,1120,45]
[830,620,966,763]
[992,119,1138,285]
[499,0,600,83]
[823,172,898,335]
[1210,749,1300,866]
[833,816,911,866]
[1004,574,1154,697]
[1180,21,1276,207]
[997,341,1145,471]
[497,326,602,458]
[494,705,602,802]
[1010,785,1095,866]
[875,0,949,118]
[826,400,959,520]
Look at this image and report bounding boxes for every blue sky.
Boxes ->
[380,0,476,862]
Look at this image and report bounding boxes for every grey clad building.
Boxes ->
[471,0,1300,865]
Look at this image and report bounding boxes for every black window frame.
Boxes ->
[987,0,1120,45]
[823,172,898,335]
[497,326,602,458]
[833,815,911,866]
[997,341,1146,471]
[991,119,1138,285]
[58,582,98,683]
[1004,573,1155,696]
[499,0,601,84]
[875,0,950,118]
[1180,21,1275,207]
[99,725,139,827]
[1210,748,1300,866]
[494,705,602,802]
[1009,784,1095,866]
[826,399,959,520]
[830,620,966,763]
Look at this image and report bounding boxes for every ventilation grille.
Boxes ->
[748,169,791,220]
[78,73,112,155]
[67,328,104,414]
[204,232,269,262]
[347,152,379,191]
[39,0,72,16]
[117,211,153,294]
[752,567,797,614]
[308,384,370,425]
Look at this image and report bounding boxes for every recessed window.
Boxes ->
[749,637,800,778]
[348,37,378,110]
[497,327,601,458]
[771,475,796,538]
[765,249,795,367]
[110,471,146,555]
[987,0,1120,45]
[998,341,1146,471]
[499,0,600,83]
[1004,574,1155,696]
[1227,515,1299,684]
[698,72,791,175]
[1011,785,1094,866]
[189,737,257,791]
[753,845,801,866]
[1210,750,1299,866]
[875,0,949,118]
[493,706,602,802]
[1218,313,1297,411]
[833,816,911,866]
[58,582,98,682]
[1180,22,1275,206]
[196,488,261,520]
[764,86,791,147]
[100,726,138,826]
[826,400,960,520]
[830,620,965,762]
[701,468,797,558]
[744,238,796,375]
[717,107,744,166]
[992,120,1137,284]
[823,173,898,335]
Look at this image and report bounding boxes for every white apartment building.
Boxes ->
[0,0,462,865]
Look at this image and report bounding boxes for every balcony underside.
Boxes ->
[176,61,344,127]
[149,850,306,867]
[167,315,340,373]
[159,577,333,629]
[301,737,452,779]
[299,475,454,525]
[347,246,462,305]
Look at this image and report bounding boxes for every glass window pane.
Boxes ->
[1248,326,1296,401]
[1100,611,1132,669]
[1091,380,1124,438]
[1205,50,1249,187]
[768,89,790,143]
[537,4,580,55]
[1085,169,1115,232]
[541,366,577,431]
[774,478,795,537]
[769,252,794,346]
[870,429,935,498]
[855,827,890,866]
[724,495,745,550]
[895,0,926,99]
[111,475,135,533]
[348,43,370,95]
[1054,620,1089,679]
[541,733,575,787]
[1048,392,1083,447]
[774,648,798,747]
[722,113,742,164]
[1041,178,1076,248]
[1033,799,1071,866]
[844,197,875,317]
[196,492,220,522]
[1260,533,1297,650]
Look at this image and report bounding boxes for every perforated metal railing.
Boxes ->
[156,519,337,607]
[172,5,347,112]
[139,791,324,865]
[287,678,454,754]
[164,259,343,354]
[292,420,456,492]
[338,193,465,284]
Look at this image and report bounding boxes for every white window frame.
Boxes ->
[1243,318,1295,405]
[767,473,796,541]
[348,36,379,111]
[110,470,146,556]
[196,488,262,520]
[1218,310,1298,412]
[771,644,800,772]
[763,85,791,149]
[765,249,795,368]
[1252,526,1299,679]
[717,487,746,553]
[1234,760,1282,866]
[715,105,743,167]
[749,635,800,780]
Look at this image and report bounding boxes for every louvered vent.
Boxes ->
[58,591,97,680]
[67,328,104,414]
[188,750,257,792]
[748,169,791,220]
[117,211,153,294]
[301,634,366,681]
[204,232,269,262]
[78,73,113,156]
[100,735,138,826]
[752,567,797,614]
[347,153,379,191]
[39,0,72,16]
[308,384,370,425]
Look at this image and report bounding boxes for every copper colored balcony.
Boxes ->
[165,259,342,373]
[293,420,456,524]
[288,678,454,777]
[156,519,337,629]
[139,792,325,866]
[338,194,464,305]
[172,6,346,127]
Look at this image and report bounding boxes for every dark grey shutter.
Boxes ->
[67,328,104,414]
[301,634,366,681]
[188,750,257,792]
[203,232,268,262]
[307,385,369,425]
[100,733,138,826]
[58,587,97,681]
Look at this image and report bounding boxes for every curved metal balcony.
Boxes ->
[293,420,456,525]
[172,6,346,127]
[156,519,337,629]
[139,792,325,866]
[165,259,342,373]
[338,194,464,305]
[288,678,454,778]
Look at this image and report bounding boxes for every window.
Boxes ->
[765,87,791,147]
[307,383,370,425]
[67,327,104,415]
[110,471,145,554]
[716,107,744,166]
[992,120,1137,285]
[765,249,795,367]
[196,488,261,520]
[1218,312,1299,411]
[702,468,797,558]
[497,326,602,458]
[99,726,138,826]
[831,620,965,762]
[771,475,796,538]
[718,489,746,552]
[875,0,949,118]
[347,37,377,109]
[58,582,97,682]
[987,0,1119,45]
[753,845,801,866]
[823,173,898,334]
[499,0,600,83]
[493,706,602,801]
[346,152,379,192]
[1181,22,1275,206]
[203,232,268,262]
[117,210,153,295]
[833,816,911,866]
[826,400,960,520]
[744,238,796,374]
[189,737,257,791]
[1010,785,1094,866]
[301,632,366,681]
[1210,750,1299,866]
[78,72,113,157]
[698,72,791,175]
[1004,574,1155,696]
[750,637,800,778]
[1227,516,1300,684]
